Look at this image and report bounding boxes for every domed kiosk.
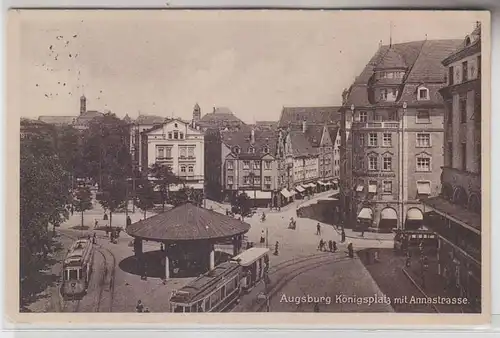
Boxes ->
[126,202,250,279]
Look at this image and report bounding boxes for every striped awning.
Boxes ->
[306,183,316,188]
[317,181,327,186]
[406,208,424,221]
[357,208,373,220]
[281,188,292,198]
[295,185,305,193]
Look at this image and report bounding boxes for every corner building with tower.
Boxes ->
[339,38,463,232]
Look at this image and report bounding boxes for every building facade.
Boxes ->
[422,23,482,312]
[141,118,205,192]
[129,114,167,171]
[339,39,463,232]
[220,129,280,207]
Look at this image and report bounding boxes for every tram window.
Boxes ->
[68,269,78,280]
[204,297,210,311]
[184,306,191,313]
[191,304,197,312]
[196,301,203,312]
[221,285,226,298]
[173,305,184,313]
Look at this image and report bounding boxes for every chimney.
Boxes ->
[80,95,86,115]
[302,120,307,133]
[250,129,255,144]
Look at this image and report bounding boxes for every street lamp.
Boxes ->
[349,104,355,226]
[401,102,407,230]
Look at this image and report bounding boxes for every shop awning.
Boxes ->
[295,185,305,193]
[281,188,292,198]
[357,208,373,220]
[306,183,316,188]
[368,183,377,193]
[317,181,327,186]
[355,185,364,192]
[422,196,480,234]
[406,208,424,221]
[381,208,397,220]
[244,190,272,199]
[417,181,431,195]
[188,183,204,190]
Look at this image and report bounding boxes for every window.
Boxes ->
[462,61,468,82]
[188,165,194,173]
[387,72,394,79]
[264,176,272,189]
[369,133,378,146]
[264,160,272,170]
[174,123,178,128]
[383,181,392,194]
[389,110,398,121]
[188,147,195,158]
[180,165,186,173]
[227,176,234,185]
[253,161,260,170]
[460,96,467,123]
[368,181,377,193]
[173,131,179,140]
[383,156,392,171]
[416,133,431,147]
[380,89,388,100]
[417,181,431,195]
[263,146,269,153]
[416,110,430,124]
[416,157,431,172]
[254,176,261,185]
[369,155,378,171]
[359,134,366,147]
[227,161,234,170]
[360,111,368,122]
[243,176,250,184]
[233,146,240,154]
[157,147,165,159]
[248,147,255,153]
[461,143,467,171]
[243,161,250,170]
[418,87,429,100]
[383,133,392,147]
[168,132,172,139]
[179,147,186,157]
[180,132,184,140]
[448,66,454,85]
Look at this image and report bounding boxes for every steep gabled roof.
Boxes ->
[289,131,318,157]
[278,106,341,128]
[374,48,407,70]
[304,125,324,147]
[221,129,278,157]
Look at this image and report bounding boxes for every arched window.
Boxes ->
[453,187,468,207]
[263,146,269,153]
[188,165,194,173]
[180,132,184,139]
[248,147,255,153]
[180,165,186,173]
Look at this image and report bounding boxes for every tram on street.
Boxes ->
[169,247,270,313]
[61,237,95,298]
[393,229,438,253]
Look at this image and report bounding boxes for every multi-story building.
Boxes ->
[129,114,167,171]
[422,23,482,312]
[283,130,320,198]
[140,118,205,192]
[339,38,462,232]
[219,129,280,207]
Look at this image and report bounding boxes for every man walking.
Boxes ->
[341,228,346,243]
[260,230,265,244]
[328,240,333,252]
[316,223,321,235]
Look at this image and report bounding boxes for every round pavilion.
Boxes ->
[126,202,250,279]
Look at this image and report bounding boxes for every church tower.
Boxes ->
[80,95,87,115]
[193,103,201,122]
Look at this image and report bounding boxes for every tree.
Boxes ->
[232,192,251,217]
[150,163,182,212]
[134,178,156,219]
[73,186,93,228]
[96,178,128,229]
[170,187,203,207]
[20,136,72,308]
[81,113,132,186]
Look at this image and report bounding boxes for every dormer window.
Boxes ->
[233,146,240,154]
[174,123,178,128]
[248,147,255,154]
[418,87,429,101]
[263,146,269,153]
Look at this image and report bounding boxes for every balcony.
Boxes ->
[352,122,399,129]
[179,155,197,162]
[155,156,173,162]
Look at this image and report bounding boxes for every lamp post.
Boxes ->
[349,104,355,227]
[401,101,407,230]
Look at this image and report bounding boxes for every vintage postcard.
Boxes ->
[6,9,491,327]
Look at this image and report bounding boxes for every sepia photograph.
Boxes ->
[6,9,490,325]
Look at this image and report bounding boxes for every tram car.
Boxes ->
[169,247,270,313]
[61,237,95,298]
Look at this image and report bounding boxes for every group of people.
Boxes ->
[318,239,338,253]
[136,300,150,313]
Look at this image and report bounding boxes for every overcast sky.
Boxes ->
[12,10,481,123]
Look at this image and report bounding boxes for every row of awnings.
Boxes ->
[357,207,424,221]
[281,188,296,198]
[355,182,431,195]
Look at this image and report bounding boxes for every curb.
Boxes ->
[401,268,440,313]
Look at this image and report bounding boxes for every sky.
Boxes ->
[11,10,481,123]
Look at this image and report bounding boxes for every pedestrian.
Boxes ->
[405,254,411,268]
[126,215,132,227]
[341,228,346,243]
[360,225,365,237]
[260,230,265,244]
[93,232,97,244]
[316,223,321,235]
[274,241,279,256]
[103,212,108,221]
[318,239,325,252]
[160,243,164,252]
[328,240,333,252]
[136,300,144,313]
[333,241,337,252]
[347,243,354,258]
[94,219,98,229]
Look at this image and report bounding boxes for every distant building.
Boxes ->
[20,118,55,139]
[141,118,205,192]
[278,106,341,130]
[422,23,482,312]
[38,95,104,130]
[129,114,168,171]
[339,38,463,232]
[194,106,247,132]
[255,121,278,130]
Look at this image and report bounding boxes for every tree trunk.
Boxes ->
[109,212,113,229]
[81,210,84,228]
